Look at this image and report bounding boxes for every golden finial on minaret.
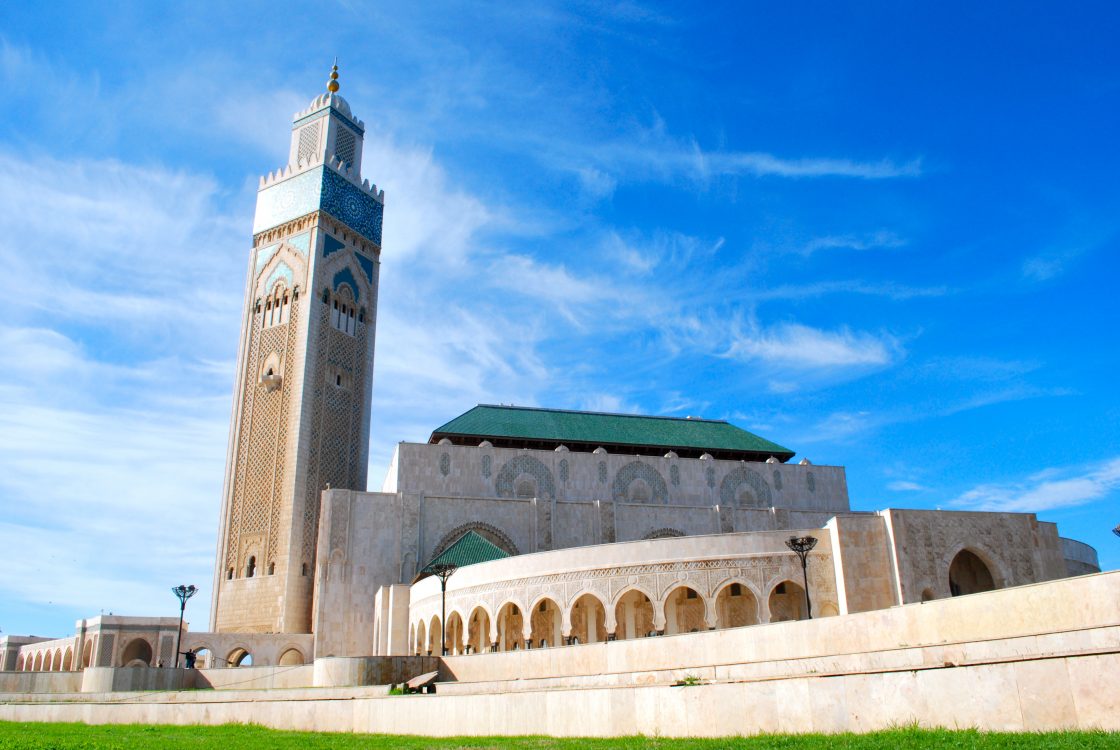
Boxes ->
[327,60,340,93]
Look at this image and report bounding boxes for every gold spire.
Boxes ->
[327,61,340,93]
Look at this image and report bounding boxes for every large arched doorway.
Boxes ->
[569,593,607,644]
[663,585,707,634]
[614,589,655,639]
[715,582,759,629]
[949,549,996,596]
[414,620,426,655]
[767,580,807,622]
[120,638,153,668]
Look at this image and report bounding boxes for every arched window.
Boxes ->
[246,556,256,578]
[329,289,358,335]
[267,561,275,575]
[262,286,294,328]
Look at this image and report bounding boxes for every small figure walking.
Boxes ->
[182,649,197,669]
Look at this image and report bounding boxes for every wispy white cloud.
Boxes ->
[0,325,227,627]
[752,280,949,301]
[707,151,923,180]
[600,230,725,276]
[0,151,246,340]
[918,356,1041,382]
[532,113,923,193]
[887,480,928,492]
[725,321,901,370]
[1021,254,1066,282]
[951,457,1120,513]
[578,393,640,414]
[801,230,907,256]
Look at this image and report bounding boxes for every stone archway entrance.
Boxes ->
[949,549,996,596]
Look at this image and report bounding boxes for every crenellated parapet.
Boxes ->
[258,151,384,204]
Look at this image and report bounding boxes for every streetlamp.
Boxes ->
[428,563,458,656]
[171,584,198,668]
[784,536,818,620]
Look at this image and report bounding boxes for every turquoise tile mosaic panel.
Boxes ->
[253,166,384,245]
[320,168,383,244]
[253,168,323,235]
[287,232,311,255]
[266,261,294,291]
[255,243,279,275]
[355,252,375,283]
[323,234,345,258]
[332,266,360,300]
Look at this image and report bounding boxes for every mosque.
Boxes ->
[0,69,1104,695]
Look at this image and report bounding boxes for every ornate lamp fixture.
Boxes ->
[784,536,818,619]
[428,563,459,656]
[171,584,198,668]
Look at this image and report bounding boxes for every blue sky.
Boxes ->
[0,2,1117,637]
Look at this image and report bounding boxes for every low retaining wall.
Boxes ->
[439,571,1120,685]
[0,672,81,694]
[0,651,1116,735]
[313,656,439,688]
[80,667,193,693]
[196,665,313,691]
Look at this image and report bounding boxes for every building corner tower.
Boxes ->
[211,66,383,634]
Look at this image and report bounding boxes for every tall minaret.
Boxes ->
[211,66,383,634]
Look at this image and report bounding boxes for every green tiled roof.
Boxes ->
[419,530,510,578]
[430,405,794,460]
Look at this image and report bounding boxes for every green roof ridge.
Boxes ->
[421,530,510,574]
[430,404,794,458]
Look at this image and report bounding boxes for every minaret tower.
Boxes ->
[211,66,384,634]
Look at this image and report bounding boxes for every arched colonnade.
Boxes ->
[410,576,831,656]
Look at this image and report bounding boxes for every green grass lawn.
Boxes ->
[0,723,1117,749]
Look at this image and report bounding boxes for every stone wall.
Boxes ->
[390,443,849,517]
[826,514,897,614]
[182,631,313,669]
[881,509,1068,603]
[1060,536,1101,577]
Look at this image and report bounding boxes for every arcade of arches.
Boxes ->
[410,576,824,656]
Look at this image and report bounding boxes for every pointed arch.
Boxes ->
[713,578,760,629]
[495,456,555,501]
[719,466,773,508]
[612,461,668,504]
